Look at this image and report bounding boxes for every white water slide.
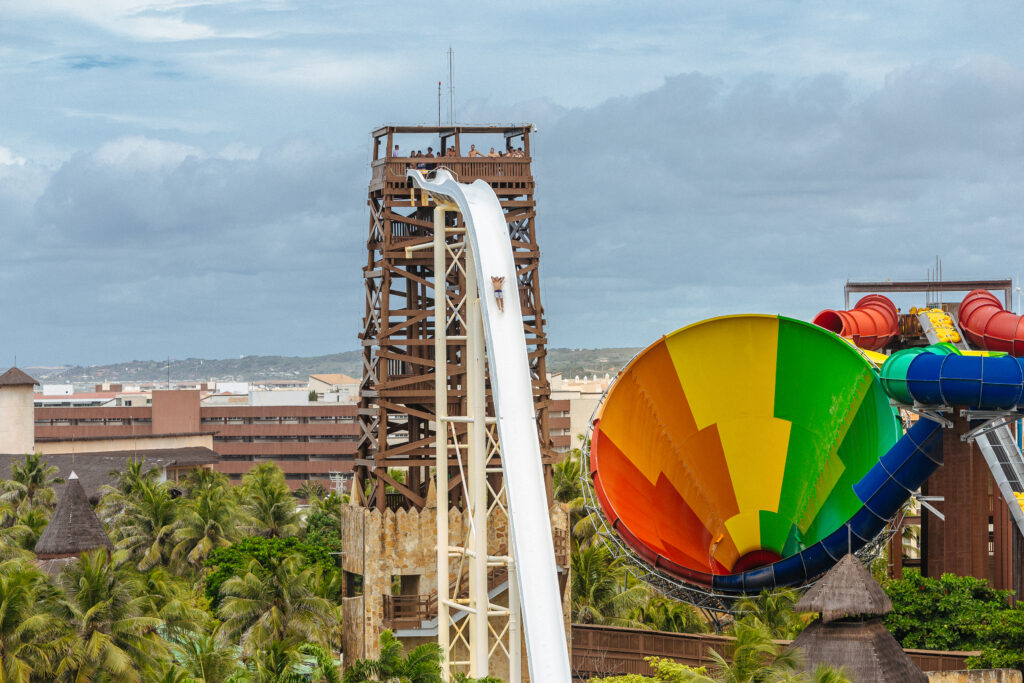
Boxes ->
[408,169,572,681]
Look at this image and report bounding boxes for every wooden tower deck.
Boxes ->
[355,125,555,512]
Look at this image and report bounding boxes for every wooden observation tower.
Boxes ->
[354,124,555,511]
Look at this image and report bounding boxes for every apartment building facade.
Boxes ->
[35,390,357,490]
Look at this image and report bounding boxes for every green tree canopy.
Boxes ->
[205,536,336,607]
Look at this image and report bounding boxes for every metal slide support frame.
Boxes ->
[434,204,452,677]
[432,200,522,681]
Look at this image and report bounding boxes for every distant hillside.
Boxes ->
[27,347,641,387]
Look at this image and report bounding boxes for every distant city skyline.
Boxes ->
[4,2,1024,365]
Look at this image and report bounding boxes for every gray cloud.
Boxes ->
[536,60,1024,347]
[3,137,368,365]
[4,59,1024,366]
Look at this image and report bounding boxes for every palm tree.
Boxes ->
[138,568,211,641]
[182,467,230,498]
[342,630,441,683]
[570,544,649,626]
[56,549,167,682]
[142,662,195,683]
[238,464,300,539]
[703,619,803,683]
[217,553,340,654]
[552,449,583,503]
[0,558,67,681]
[295,481,327,502]
[239,641,341,683]
[98,458,160,524]
[116,479,181,571]
[0,452,62,513]
[171,485,240,572]
[2,507,51,550]
[569,496,608,551]
[733,588,806,639]
[166,627,241,683]
[630,596,709,634]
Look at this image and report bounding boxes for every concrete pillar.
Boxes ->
[0,368,38,455]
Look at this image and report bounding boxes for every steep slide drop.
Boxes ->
[589,315,943,594]
[407,170,571,682]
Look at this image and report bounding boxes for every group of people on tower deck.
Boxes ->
[391,143,527,163]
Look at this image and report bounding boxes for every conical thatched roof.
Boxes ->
[795,553,892,623]
[34,472,112,559]
[0,367,37,387]
[790,619,928,682]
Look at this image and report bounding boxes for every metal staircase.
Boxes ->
[973,420,1024,534]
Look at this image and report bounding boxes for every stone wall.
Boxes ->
[341,496,572,681]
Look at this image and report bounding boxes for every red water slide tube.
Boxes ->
[959,289,1024,356]
[812,294,898,351]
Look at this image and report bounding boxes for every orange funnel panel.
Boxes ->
[812,294,898,351]
[959,289,1024,356]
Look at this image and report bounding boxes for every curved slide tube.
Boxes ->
[880,344,1024,409]
[408,170,571,681]
[813,294,898,351]
[959,289,1024,356]
[590,314,942,593]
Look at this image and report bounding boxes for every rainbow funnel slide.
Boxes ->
[590,315,942,593]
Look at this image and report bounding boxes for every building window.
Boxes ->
[344,572,363,597]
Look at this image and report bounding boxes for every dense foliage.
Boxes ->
[585,622,850,681]
[205,537,336,606]
[0,452,345,682]
[883,569,1024,671]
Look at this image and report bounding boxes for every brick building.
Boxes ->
[35,389,357,490]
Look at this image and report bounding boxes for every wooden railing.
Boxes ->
[382,593,436,630]
[383,492,408,511]
[371,157,532,189]
[382,566,512,630]
[570,624,979,681]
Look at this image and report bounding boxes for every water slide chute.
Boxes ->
[880,345,1024,409]
[407,170,571,681]
[813,295,898,351]
[958,289,1024,356]
[589,314,942,593]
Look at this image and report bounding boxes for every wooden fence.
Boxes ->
[570,624,978,681]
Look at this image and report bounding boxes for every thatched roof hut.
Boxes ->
[34,471,112,561]
[795,553,893,622]
[789,554,927,682]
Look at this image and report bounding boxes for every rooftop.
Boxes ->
[310,373,359,384]
[0,448,218,498]
[34,471,113,559]
[0,367,39,387]
[795,553,893,622]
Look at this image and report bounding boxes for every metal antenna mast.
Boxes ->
[448,47,455,125]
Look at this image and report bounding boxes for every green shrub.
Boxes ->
[205,536,335,606]
[883,570,1012,651]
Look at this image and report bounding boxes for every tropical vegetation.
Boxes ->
[0,452,344,681]
[882,569,1024,671]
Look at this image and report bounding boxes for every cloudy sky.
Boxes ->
[3,1,1024,366]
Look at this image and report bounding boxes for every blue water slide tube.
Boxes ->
[881,345,1024,409]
